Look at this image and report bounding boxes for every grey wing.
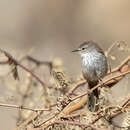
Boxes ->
[95,55,108,78]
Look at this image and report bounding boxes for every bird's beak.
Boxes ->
[72,49,81,52]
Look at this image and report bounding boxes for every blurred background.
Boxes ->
[0,0,130,129]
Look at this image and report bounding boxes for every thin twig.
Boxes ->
[16,111,43,130]
[108,56,130,74]
[66,80,86,96]
[35,114,57,128]
[0,48,51,88]
[0,103,51,112]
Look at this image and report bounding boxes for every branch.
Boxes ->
[0,48,50,88]
[108,55,130,74]
[66,80,86,96]
[21,55,52,69]
[15,111,43,130]
[0,103,51,112]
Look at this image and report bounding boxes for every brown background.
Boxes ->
[0,1,130,129]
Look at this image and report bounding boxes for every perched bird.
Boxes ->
[72,41,108,111]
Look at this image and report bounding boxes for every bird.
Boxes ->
[72,41,108,112]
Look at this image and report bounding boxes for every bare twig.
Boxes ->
[0,103,51,112]
[22,55,52,69]
[108,56,130,74]
[0,48,51,88]
[66,80,86,96]
[35,114,58,128]
[16,111,43,130]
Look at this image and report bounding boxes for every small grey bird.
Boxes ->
[72,41,108,111]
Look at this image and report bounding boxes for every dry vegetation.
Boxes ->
[0,42,129,130]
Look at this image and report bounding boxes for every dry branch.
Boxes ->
[0,103,50,112]
[0,48,50,88]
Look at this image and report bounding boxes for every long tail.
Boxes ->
[87,80,99,112]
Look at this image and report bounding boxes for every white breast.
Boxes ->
[81,51,107,81]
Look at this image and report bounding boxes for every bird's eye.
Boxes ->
[82,48,85,50]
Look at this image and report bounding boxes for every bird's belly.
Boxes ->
[82,64,99,81]
[81,53,107,81]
